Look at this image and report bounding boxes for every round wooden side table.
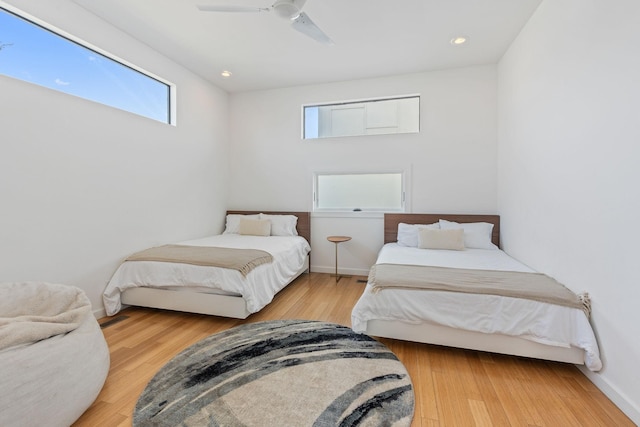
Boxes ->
[327,235,352,283]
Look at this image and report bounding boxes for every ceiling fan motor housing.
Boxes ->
[273,0,302,19]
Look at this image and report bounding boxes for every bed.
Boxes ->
[103,211,311,319]
[351,213,602,371]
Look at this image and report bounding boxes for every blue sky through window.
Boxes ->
[0,7,170,124]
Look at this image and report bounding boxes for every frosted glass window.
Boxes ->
[0,7,172,124]
[314,173,404,212]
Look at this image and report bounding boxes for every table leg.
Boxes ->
[332,242,351,284]
[334,242,339,281]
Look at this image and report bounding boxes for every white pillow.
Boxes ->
[259,213,298,236]
[223,214,260,234]
[418,228,465,250]
[438,219,497,249]
[397,222,439,247]
[238,218,271,236]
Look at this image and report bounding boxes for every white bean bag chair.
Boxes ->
[0,282,110,427]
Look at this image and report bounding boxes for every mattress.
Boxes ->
[351,243,602,371]
[103,234,310,316]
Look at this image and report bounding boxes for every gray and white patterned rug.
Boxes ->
[134,319,414,426]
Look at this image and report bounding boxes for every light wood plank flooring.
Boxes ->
[75,273,633,426]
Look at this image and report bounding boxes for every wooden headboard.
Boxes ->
[384,213,500,247]
[226,211,311,244]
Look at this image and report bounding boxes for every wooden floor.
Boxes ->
[74,273,633,427]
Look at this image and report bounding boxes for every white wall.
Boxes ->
[0,1,230,317]
[498,0,640,422]
[229,66,499,274]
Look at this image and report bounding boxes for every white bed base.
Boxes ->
[121,257,309,319]
[366,319,585,365]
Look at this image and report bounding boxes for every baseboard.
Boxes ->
[93,307,107,320]
[577,365,640,425]
[310,265,370,277]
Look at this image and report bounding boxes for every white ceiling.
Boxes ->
[73,0,542,93]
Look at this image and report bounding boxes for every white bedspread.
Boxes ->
[103,234,310,316]
[351,244,602,371]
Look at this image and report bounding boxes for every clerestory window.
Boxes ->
[0,6,173,124]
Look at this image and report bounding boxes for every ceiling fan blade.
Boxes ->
[291,12,333,45]
[197,5,270,13]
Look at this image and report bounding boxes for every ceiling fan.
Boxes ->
[197,0,333,45]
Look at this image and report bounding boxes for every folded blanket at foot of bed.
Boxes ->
[369,263,591,316]
[125,244,273,277]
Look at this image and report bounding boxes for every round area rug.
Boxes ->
[134,319,414,426]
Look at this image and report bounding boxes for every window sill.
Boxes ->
[311,211,387,219]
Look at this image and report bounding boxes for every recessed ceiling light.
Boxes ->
[221,70,232,78]
[450,36,468,46]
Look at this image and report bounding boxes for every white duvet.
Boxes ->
[351,243,602,371]
[103,234,310,316]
